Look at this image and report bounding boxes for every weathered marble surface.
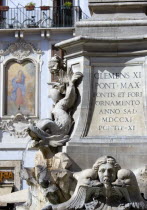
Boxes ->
[88,63,146,136]
[0,189,28,203]
[2,0,147,209]
[55,0,147,172]
[19,150,76,210]
[43,156,147,210]
[134,166,147,201]
[76,0,147,38]
[28,54,83,150]
[2,156,147,210]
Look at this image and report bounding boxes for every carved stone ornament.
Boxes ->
[0,41,42,60]
[20,155,147,210]
[21,151,76,210]
[0,113,35,138]
[134,166,147,201]
[28,54,83,149]
[42,156,147,210]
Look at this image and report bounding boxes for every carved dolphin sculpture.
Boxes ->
[27,72,83,148]
[113,169,147,209]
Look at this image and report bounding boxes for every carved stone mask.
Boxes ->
[48,54,61,75]
[49,60,59,75]
[98,163,117,184]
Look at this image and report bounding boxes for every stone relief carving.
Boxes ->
[0,41,42,60]
[43,156,147,210]
[0,113,34,138]
[21,154,147,210]
[134,166,147,201]
[28,54,83,149]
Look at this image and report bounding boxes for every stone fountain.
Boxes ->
[0,0,147,209]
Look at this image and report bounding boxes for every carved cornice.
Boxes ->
[0,41,42,60]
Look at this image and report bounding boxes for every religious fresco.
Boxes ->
[5,60,36,116]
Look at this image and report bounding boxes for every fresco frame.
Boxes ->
[3,58,38,118]
[0,41,42,120]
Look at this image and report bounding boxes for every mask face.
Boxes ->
[98,163,116,184]
[49,61,59,75]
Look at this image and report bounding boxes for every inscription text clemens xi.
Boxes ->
[88,66,146,136]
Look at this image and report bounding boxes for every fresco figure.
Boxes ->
[10,70,26,108]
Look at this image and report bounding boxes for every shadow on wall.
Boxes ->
[0,130,2,143]
[0,118,2,143]
[0,203,15,209]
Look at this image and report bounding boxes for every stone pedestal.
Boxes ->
[56,0,147,171]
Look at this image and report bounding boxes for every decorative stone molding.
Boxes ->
[0,113,35,138]
[0,41,42,60]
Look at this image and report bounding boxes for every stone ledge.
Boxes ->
[89,0,147,2]
[76,20,147,27]
[0,189,28,204]
[56,35,147,48]
[69,137,147,144]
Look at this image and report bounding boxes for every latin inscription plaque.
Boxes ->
[88,65,146,136]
